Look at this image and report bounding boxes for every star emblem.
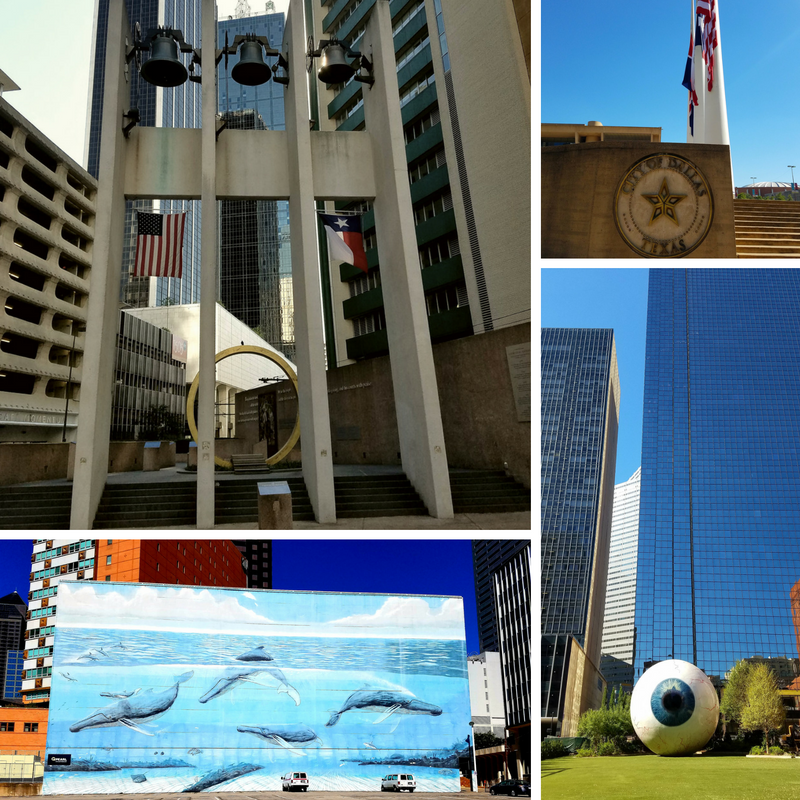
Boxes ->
[642,179,686,226]
[333,217,349,229]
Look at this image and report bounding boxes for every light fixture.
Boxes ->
[307,37,373,86]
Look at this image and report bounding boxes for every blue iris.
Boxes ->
[650,678,695,726]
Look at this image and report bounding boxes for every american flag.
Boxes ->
[697,0,718,91]
[133,212,186,278]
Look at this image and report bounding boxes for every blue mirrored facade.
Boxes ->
[635,268,800,684]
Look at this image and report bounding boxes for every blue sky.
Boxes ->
[541,267,649,485]
[0,539,481,652]
[541,0,800,189]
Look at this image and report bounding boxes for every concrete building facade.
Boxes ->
[541,328,620,737]
[123,303,296,439]
[314,0,530,367]
[467,651,506,739]
[112,310,188,441]
[600,467,641,690]
[0,98,96,443]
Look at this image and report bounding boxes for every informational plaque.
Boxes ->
[506,342,531,422]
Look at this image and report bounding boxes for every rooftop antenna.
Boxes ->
[234,0,251,17]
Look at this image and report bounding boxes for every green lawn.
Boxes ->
[542,754,800,800]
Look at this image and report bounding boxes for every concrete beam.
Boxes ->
[282,3,336,523]
[70,0,131,529]
[361,0,453,518]
[196,0,218,529]
[123,128,376,201]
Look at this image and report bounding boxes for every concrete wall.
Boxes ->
[0,443,70,486]
[142,442,176,472]
[235,324,530,485]
[542,140,736,257]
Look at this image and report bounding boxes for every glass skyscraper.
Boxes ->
[600,467,641,689]
[635,269,800,683]
[541,328,620,735]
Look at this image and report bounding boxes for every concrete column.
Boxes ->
[197,0,218,529]
[283,2,336,523]
[360,1,453,518]
[70,0,131,529]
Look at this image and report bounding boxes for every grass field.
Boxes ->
[542,754,800,800]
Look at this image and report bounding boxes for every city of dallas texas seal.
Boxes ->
[614,153,713,257]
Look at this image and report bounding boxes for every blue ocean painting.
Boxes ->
[43,583,470,794]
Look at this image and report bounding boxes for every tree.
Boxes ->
[739,664,786,750]
[720,660,754,734]
[474,732,502,750]
[576,686,633,753]
[137,405,184,441]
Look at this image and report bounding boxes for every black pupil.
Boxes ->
[663,690,683,712]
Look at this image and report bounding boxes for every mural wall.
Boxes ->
[43,582,470,794]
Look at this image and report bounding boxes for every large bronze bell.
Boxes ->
[140,33,188,87]
[232,40,272,86]
[318,43,356,85]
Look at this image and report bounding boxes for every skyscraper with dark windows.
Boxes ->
[634,269,800,685]
[541,328,620,736]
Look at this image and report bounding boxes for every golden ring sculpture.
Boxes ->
[186,345,300,470]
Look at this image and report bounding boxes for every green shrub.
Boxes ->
[575,748,594,758]
[749,745,765,755]
[769,746,785,755]
[597,742,617,756]
[541,739,569,760]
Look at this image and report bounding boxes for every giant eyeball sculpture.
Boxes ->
[630,659,719,756]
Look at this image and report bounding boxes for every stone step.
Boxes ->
[735,243,800,255]
[738,253,800,258]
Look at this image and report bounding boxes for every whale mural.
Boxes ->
[69,672,193,735]
[326,689,443,726]
[43,583,470,795]
[237,724,323,756]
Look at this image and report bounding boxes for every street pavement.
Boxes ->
[28,793,484,800]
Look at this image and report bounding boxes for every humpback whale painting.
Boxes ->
[43,583,470,795]
[70,672,193,735]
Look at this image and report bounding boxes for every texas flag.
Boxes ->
[319,212,368,273]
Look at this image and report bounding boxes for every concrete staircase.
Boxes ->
[215,478,314,525]
[0,469,531,530]
[0,485,72,529]
[734,200,800,257]
[230,454,270,473]
[334,474,427,518]
[450,470,531,514]
[93,482,197,529]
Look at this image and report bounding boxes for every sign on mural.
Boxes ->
[43,583,470,794]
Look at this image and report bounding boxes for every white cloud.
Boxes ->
[242,592,257,601]
[57,584,278,633]
[327,596,464,636]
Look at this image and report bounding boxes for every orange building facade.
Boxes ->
[93,540,247,587]
[0,705,48,758]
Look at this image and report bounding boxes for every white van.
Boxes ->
[281,772,309,791]
[381,774,416,792]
